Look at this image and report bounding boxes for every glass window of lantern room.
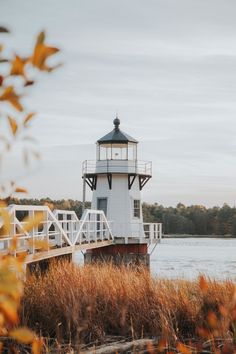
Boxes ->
[128,143,137,160]
[98,144,105,160]
[107,144,112,159]
[98,144,112,160]
[121,145,128,159]
[111,143,127,160]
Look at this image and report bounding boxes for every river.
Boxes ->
[75,238,236,281]
[150,237,236,280]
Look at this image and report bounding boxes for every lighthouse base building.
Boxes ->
[85,243,150,266]
[83,118,161,267]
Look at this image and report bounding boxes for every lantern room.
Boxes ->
[96,117,138,161]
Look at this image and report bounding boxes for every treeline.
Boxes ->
[8,198,236,236]
[143,202,236,236]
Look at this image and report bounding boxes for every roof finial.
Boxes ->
[113,115,120,131]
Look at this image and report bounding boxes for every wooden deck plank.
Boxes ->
[24,240,114,264]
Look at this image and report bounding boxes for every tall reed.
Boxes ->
[22,261,236,347]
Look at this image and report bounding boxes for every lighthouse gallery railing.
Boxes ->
[83,160,152,176]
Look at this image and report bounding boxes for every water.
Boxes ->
[150,237,236,280]
[75,238,236,281]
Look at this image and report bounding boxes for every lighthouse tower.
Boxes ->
[83,117,155,266]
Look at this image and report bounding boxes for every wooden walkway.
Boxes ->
[0,205,162,264]
[0,205,114,264]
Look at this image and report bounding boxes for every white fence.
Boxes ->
[0,205,161,261]
[108,221,162,242]
[0,205,113,258]
[83,159,152,176]
[75,209,114,245]
[143,223,162,243]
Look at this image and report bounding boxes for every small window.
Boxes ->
[97,198,108,216]
[133,200,140,218]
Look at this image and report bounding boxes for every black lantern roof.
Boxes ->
[97,118,138,144]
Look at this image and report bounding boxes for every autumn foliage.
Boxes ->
[0,27,59,352]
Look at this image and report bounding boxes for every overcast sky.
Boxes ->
[1,0,236,206]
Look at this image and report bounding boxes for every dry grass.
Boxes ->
[22,261,236,350]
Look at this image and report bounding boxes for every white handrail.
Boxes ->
[0,205,113,257]
[0,205,160,260]
[82,159,152,176]
[74,209,114,245]
[143,223,162,242]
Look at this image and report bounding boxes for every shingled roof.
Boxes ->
[97,118,138,144]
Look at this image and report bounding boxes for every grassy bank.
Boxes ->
[22,262,236,351]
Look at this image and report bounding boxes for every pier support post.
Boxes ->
[26,253,73,275]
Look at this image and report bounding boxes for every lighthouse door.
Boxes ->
[97,198,108,216]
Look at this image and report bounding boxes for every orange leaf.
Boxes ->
[197,327,211,339]
[0,86,23,112]
[0,271,22,300]
[176,342,192,354]
[9,235,18,252]
[2,256,25,276]
[28,239,50,251]
[207,311,218,329]
[10,55,27,78]
[16,251,27,263]
[36,31,45,45]
[146,342,155,353]
[219,305,228,317]
[23,112,35,127]
[9,327,35,344]
[14,187,27,194]
[31,31,59,71]
[32,44,59,71]
[32,338,44,354]
[22,212,44,233]
[157,338,168,352]
[0,298,18,324]
[0,314,4,327]
[232,307,236,321]
[0,207,11,237]
[7,116,18,136]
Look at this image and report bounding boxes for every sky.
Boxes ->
[1,0,236,206]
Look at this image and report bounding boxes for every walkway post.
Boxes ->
[82,172,86,212]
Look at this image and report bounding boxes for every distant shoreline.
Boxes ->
[163,234,236,239]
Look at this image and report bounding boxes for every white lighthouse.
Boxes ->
[83,117,160,266]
